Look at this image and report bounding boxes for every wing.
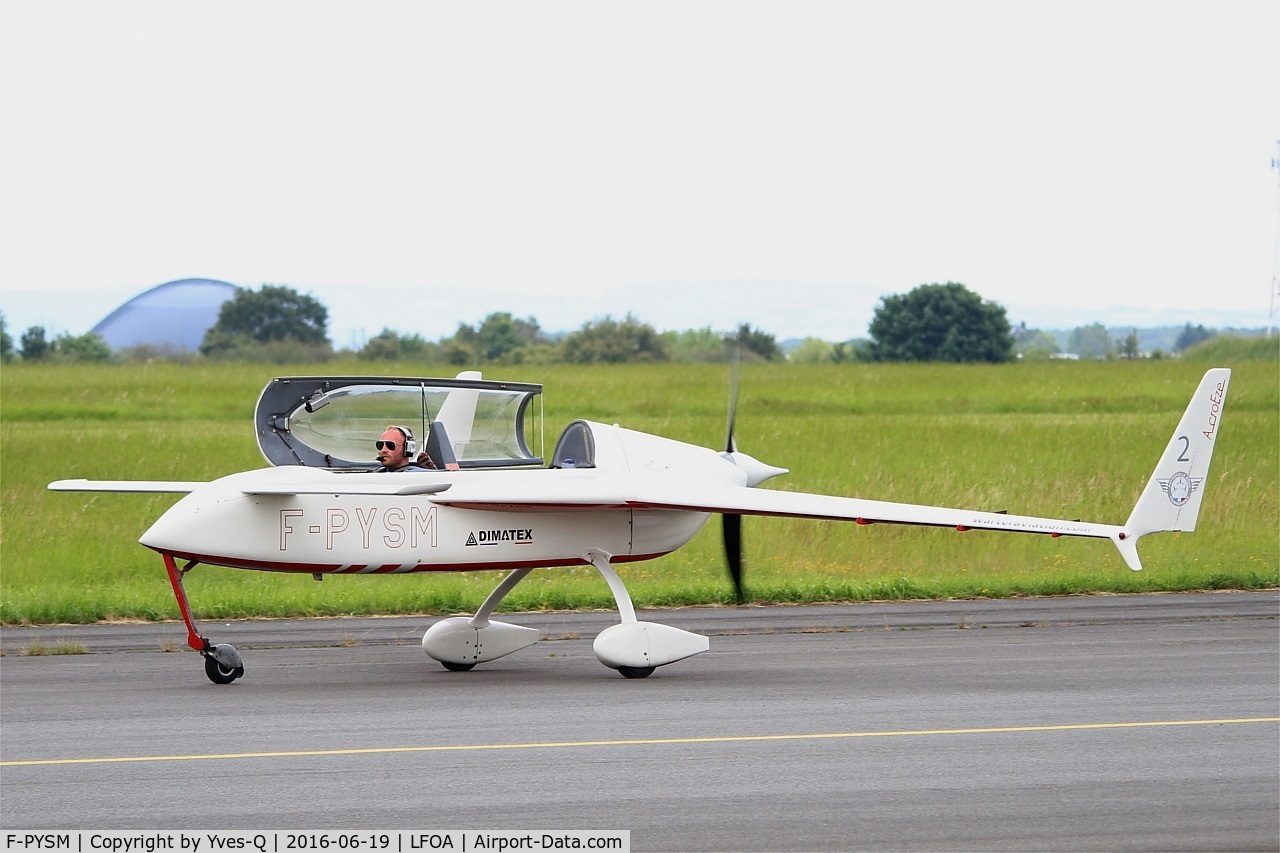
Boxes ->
[429,472,1117,541]
[48,478,451,497]
[48,479,207,494]
[623,481,1118,540]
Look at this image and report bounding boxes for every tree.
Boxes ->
[1174,323,1214,352]
[201,284,331,359]
[662,327,729,362]
[560,314,670,363]
[728,323,782,362]
[788,337,837,364]
[0,313,12,363]
[19,326,50,361]
[451,312,544,362]
[441,337,478,366]
[833,339,871,363]
[51,332,113,363]
[1117,328,1141,359]
[1068,323,1111,359]
[1012,322,1059,360]
[866,282,1014,363]
[357,329,436,362]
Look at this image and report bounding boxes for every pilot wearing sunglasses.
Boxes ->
[374,425,427,472]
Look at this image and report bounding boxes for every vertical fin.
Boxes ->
[1122,368,1231,561]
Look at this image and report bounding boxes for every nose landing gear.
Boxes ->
[162,552,244,684]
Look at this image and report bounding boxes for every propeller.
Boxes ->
[723,351,745,604]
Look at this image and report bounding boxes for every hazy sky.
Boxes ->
[3,1,1277,346]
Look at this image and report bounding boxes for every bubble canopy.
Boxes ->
[255,375,544,470]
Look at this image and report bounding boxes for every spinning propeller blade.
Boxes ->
[725,351,740,454]
[723,347,745,603]
[723,512,744,604]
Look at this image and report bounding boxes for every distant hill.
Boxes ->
[1182,333,1279,362]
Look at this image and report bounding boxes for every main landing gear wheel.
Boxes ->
[204,656,245,684]
[440,661,476,672]
[617,665,655,679]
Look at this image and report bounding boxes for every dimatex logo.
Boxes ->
[466,528,534,546]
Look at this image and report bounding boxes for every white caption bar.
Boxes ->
[2,833,629,853]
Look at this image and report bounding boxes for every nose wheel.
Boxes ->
[203,644,245,684]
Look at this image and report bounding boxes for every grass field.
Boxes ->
[1,358,1276,624]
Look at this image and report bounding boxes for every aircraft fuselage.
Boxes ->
[140,467,710,573]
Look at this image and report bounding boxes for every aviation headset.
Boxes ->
[388,425,417,457]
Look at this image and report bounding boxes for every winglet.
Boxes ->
[1115,368,1231,570]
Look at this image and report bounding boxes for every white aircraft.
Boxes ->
[50,368,1231,683]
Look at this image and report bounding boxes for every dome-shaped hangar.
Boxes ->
[91,278,238,352]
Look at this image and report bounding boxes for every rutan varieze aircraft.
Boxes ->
[50,368,1231,684]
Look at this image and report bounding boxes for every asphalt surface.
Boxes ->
[2,591,1278,852]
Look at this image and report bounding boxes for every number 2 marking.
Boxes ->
[1176,435,1190,463]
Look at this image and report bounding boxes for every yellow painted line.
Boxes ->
[3,718,1276,767]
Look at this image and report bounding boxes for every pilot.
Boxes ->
[375,425,427,472]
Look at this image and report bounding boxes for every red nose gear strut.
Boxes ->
[161,552,244,683]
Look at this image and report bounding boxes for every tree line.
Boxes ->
[0,281,1243,365]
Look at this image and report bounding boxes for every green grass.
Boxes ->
[2,359,1276,624]
[1184,333,1279,363]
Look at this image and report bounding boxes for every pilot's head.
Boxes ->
[376,425,414,470]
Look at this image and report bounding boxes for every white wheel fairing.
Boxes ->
[593,621,710,670]
[421,617,540,666]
